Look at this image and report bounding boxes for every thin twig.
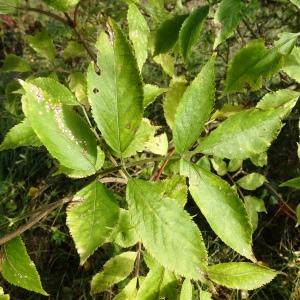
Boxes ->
[264,182,296,218]
[0,197,72,246]
[19,6,69,25]
[99,177,127,184]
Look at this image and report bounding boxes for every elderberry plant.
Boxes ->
[0,0,299,298]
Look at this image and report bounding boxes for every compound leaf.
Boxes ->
[196,108,283,160]
[91,251,137,294]
[207,262,277,290]
[87,20,143,156]
[0,118,41,150]
[67,181,120,264]
[179,5,209,60]
[0,237,47,295]
[126,178,207,279]
[180,160,254,260]
[173,56,215,153]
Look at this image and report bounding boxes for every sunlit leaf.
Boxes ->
[91,252,137,294]
[207,263,277,290]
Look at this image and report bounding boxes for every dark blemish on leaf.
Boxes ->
[93,88,99,94]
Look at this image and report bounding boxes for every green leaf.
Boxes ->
[113,278,138,300]
[144,84,167,108]
[27,30,56,60]
[179,5,209,60]
[154,53,175,77]
[196,156,211,171]
[280,176,300,189]
[128,3,150,71]
[42,0,80,11]
[29,77,78,106]
[213,0,241,49]
[237,173,266,191]
[63,41,86,60]
[67,181,120,264]
[196,108,283,160]
[180,160,254,260]
[157,175,188,207]
[126,178,207,279]
[244,196,266,232]
[20,80,98,172]
[68,71,88,105]
[0,118,41,151]
[296,204,300,227]
[87,20,143,156]
[228,159,242,172]
[113,209,139,248]
[250,152,268,167]
[199,290,212,300]
[256,89,300,118]
[0,237,48,295]
[207,262,277,290]
[122,119,156,158]
[136,265,164,300]
[210,157,227,176]
[290,0,300,8]
[0,286,10,300]
[154,14,188,55]
[163,80,186,129]
[282,47,300,82]
[179,279,193,300]
[145,133,168,156]
[91,251,137,294]
[224,33,299,94]
[173,56,215,153]
[0,0,20,14]
[159,269,178,299]
[58,147,105,178]
[1,54,31,73]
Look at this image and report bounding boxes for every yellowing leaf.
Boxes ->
[126,178,207,279]
[207,262,277,290]
[91,252,137,294]
[67,181,120,264]
[237,173,266,190]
